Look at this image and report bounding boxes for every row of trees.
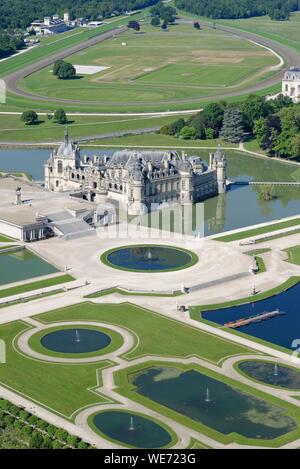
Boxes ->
[0,398,92,449]
[174,0,300,21]
[21,108,68,125]
[0,0,160,30]
[0,31,24,59]
[160,94,300,158]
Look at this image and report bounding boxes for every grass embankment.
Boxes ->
[0,289,65,309]
[0,274,74,299]
[85,287,183,298]
[0,302,254,416]
[0,234,16,243]
[215,217,300,242]
[244,249,270,274]
[283,245,300,265]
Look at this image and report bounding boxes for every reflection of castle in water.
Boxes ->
[206,193,226,234]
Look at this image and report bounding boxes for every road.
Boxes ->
[3,19,300,109]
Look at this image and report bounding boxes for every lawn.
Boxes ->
[0,302,254,417]
[0,234,15,243]
[215,217,300,242]
[0,113,178,143]
[0,274,74,299]
[19,22,279,108]
[283,245,300,265]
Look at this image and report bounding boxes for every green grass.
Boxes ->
[0,289,64,309]
[0,302,255,417]
[243,139,267,155]
[243,248,271,255]
[0,234,16,243]
[254,255,266,274]
[0,274,74,299]
[214,217,300,242]
[0,245,16,251]
[0,113,179,143]
[115,360,300,447]
[85,287,183,298]
[100,244,199,273]
[283,245,300,265]
[28,324,123,360]
[255,228,300,244]
[18,22,279,110]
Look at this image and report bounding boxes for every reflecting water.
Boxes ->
[106,246,193,271]
[132,367,296,439]
[239,361,300,389]
[40,328,111,354]
[92,411,172,448]
[201,283,300,351]
[0,248,58,286]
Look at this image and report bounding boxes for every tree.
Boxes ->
[188,102,224,138]
[220,107,244,143]
[193,21,201,29]
[161,20,168,30]
[239,95,271,132]
[53,109,67,124]
[128,20,140,31]
[21,110,38,125]
[29,431,43,448]
[53,60,76,79]
[179,126,197,139]
[151,16,160,26]
[53,60,65,76]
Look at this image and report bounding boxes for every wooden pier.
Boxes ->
[224,309,282,329]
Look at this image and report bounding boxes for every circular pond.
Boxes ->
[238,361,300,389]
[91,411,173,448]
[101,245,198,272]
[40,328,111,354]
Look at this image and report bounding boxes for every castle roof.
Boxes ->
[283,67,300,81]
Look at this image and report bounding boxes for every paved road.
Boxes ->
[3,20,300,108]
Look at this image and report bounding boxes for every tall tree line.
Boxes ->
[0,0,160,30]
[175,0,300,20]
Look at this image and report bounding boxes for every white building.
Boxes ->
[282,67,300,103]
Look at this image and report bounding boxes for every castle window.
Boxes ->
[77,174,80,180]
[71,173,75,179]
[56,180,59,187]
[109,183,112,189]
[93,182,97,189]
[82,175,85,180]
[114,184,118,190]
[57,160,63,173]
[120,185,123,191]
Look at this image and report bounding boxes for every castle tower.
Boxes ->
[210,145,227,194]
[44,127,81,192]
[179,151,193,204]
[64,11,70,23]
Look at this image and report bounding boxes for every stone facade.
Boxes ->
[282,67,300,103]
[45,129,227,215]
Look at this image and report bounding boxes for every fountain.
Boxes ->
[204,388,211,403]
[129,416,135,431]
[273,364,279,377]
[74,330,81,343]
[146,249,153,261]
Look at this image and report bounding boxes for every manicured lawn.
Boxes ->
[19,22,278,109]
[0,234,15,243]
[0,274,74,299]
[0,302,255,418]
[85,287,183,298]
[283,245,300,265]
[35,302,253,363]
[255,228,300,244]
[0,113,178,143]
[215,217,300,242]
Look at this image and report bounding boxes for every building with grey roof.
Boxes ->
[45,129,227,215]
[282,67,300,102]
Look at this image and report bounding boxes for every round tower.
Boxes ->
[212,146,227,194]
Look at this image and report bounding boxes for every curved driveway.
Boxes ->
[3,21,300,109]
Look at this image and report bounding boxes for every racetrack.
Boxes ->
[3,18,300,111]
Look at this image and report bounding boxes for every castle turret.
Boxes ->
[178,152,193,203]
[211,145,227,194]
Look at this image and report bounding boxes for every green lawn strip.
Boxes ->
[85,287,183,298]
[243,248,271,255]
[255,228,300,244]
[188,438,211,449]
[34,302,254,364]
[233,358,300,392]
[215,217,300,242]
[0,234,16,243]
[244,248,269,274]
[100,245,199,273]
[0,321,116,417]
[0,245,16,251]
[291,167,300,182]
[283,245,300,266]
[27,324,123,360]
[114,360,300,447]
[0,274,74,299]
[243,139,267,155]
[0,289,64,309]
[87,409,177,449]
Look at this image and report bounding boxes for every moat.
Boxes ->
[0,148,299,236]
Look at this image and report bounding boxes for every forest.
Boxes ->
[175,0,300,20]
[0,0,159,29]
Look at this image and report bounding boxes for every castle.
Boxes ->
[44,129,227,215]
[282,67,300,103]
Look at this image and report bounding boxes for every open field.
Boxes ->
[0,302,253,417]
[0,114,178,143]
[19,23,279,108]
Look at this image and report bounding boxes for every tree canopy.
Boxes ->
[175,0,299,21]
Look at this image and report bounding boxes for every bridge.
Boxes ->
[228,180,300,187]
